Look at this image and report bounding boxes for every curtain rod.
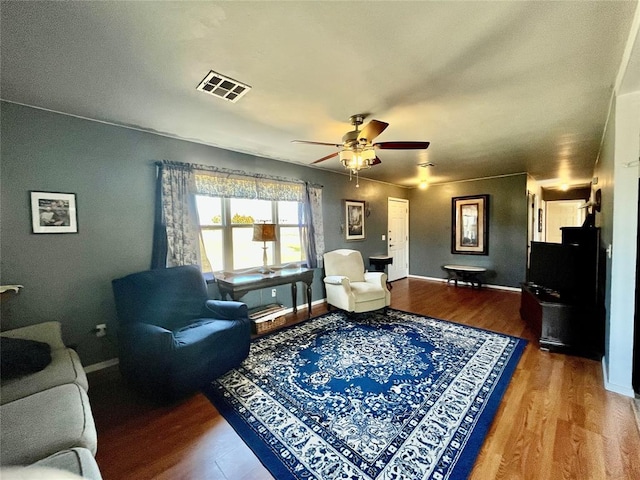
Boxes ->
[154,160,322,188]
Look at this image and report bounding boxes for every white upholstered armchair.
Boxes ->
[323,249,391,313]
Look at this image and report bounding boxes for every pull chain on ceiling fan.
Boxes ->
[292,114,430,187]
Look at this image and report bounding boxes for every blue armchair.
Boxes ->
[112,265,251,399]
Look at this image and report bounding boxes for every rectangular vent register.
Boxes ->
[196,70,251,103]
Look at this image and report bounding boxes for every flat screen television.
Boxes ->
[528,242,582,298]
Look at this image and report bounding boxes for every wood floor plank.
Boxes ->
[88,278,640,479]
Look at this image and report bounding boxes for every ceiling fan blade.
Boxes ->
[311,151,340,164]
[357,120,389,143]
[373,141,430,150]
[371,157,382,166]
[292,140,342,147]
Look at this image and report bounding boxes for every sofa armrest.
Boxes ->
[364,271,388,289]
[0,321,66,350]
[324,275,349,286]
[117,322,175,388]
[204,300,248,320]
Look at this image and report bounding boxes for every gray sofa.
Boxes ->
[0,322,102,480]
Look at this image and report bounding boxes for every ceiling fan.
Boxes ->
[292,113,430,185]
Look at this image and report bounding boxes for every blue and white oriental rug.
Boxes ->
[204,309,526,480]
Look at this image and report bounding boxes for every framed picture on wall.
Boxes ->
[538,208,543,233]
[451,194,489,255]
[30,191,78,234]
[344,199,365,240]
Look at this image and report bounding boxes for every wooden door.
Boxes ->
[387,198,409,281]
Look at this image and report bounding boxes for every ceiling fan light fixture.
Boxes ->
[339,147,376,172]
[339,149,353,168]
[293,114,429,188]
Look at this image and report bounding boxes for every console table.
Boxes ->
[369,255,393,290]
[369,255,393,272]
[442,265,486,289]
[216,267,314,319]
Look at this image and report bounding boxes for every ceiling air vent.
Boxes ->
[196,70,251,103]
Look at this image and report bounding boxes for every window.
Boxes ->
[196,196,304,273]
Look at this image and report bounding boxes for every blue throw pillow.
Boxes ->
[1,337,52,380]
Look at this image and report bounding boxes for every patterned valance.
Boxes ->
[194,172,305,202]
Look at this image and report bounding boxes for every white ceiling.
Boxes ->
[1,1,638,188]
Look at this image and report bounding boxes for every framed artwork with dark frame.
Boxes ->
[538,208,543,233]
[344,199,365,240]
[30,191,78,234]
[451,194,489,255]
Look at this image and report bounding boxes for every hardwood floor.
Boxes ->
[88,278,640,479]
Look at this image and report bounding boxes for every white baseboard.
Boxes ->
[284,298,326,315]
[84,358,119,374]
[407,274,521,292]
[602,357,636,397]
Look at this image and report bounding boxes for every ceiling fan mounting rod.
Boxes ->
[349,114,366,128]
[342,114,368,147]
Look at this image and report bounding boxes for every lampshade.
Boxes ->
[252,223,277,242]
[339,147,376,172]
[339,149,354,164]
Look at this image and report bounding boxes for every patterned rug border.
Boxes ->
[203,308,527,480]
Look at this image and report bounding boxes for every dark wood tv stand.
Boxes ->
[520,283,602,358]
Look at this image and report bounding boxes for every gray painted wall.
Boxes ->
[0,102,407,365]
[408,175,529,287]
[1,102,528,366]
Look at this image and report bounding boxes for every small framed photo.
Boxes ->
[30,191,78,234]
[345,199,365,240]
[451,194,489,255]
[537,208,543,233]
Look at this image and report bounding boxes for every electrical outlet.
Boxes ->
[271,288,277,297]
[94,324,107,338]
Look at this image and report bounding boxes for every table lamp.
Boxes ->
[252,223,277,274]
